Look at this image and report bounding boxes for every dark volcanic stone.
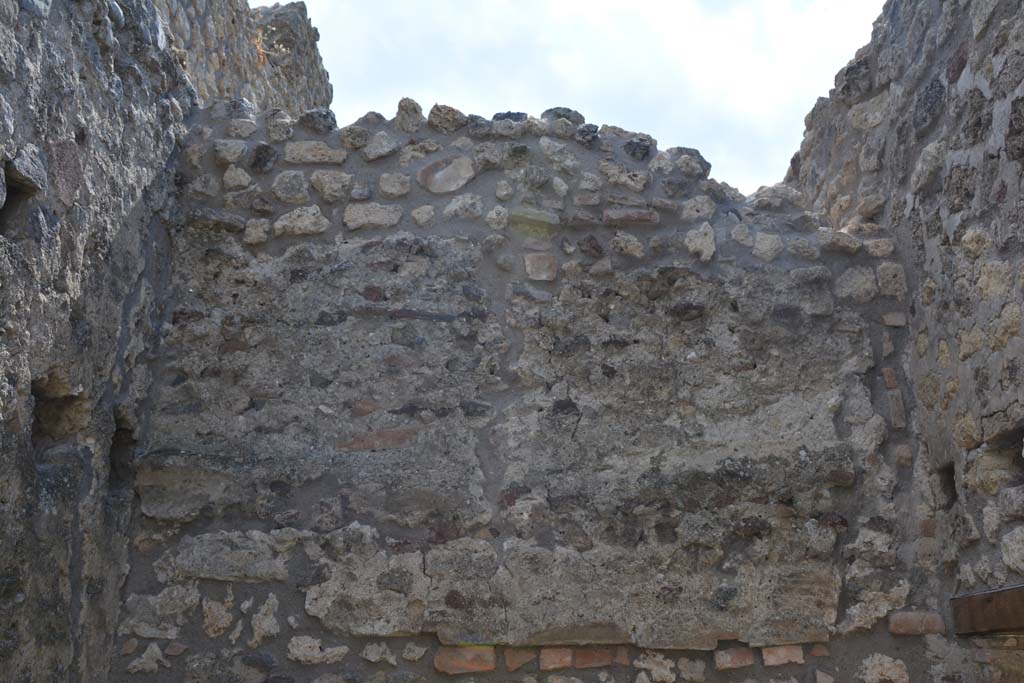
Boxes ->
[624,136,652,161]
[575,123,599,147]
[466,114,492,138]
[913,78,946,136]
[249,143,279,174]
[542,107,585,126]
[493,111,528,122]
[299,107,337,133]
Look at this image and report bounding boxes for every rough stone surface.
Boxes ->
[285,141,347,164]
[685,222,716,261]
[288,635,349,664]
[154,0,331,112]
[856,654,909,683]
[311,170,353,203]
[274,205,330,236]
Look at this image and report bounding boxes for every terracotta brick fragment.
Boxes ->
[348,399,381,417]
[336,427,418,451]
[762,644,804,666]
[575,647,614,668]
[882,312,907,327]
[505,648,537,671]
[164,642,188,657]
[434,646,497,674]
[809,643,830,657]
[714,647,755,671]
[614,646,631,665]
[539,647,573,670]
[888,389,907,429]
[888,610,945,635]
[881,367,898,389]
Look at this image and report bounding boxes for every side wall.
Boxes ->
[789,0,1024,678]
[0,1,327,681]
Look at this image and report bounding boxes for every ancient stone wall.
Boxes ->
[3,0,1024,681]
[0,2,192,679]
[108,95,936,681]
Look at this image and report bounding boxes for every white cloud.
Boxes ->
[252,0,882,193]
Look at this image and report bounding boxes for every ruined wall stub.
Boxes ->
[115,95,927,679]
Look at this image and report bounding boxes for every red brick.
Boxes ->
[575,648,614,668]
[881,367,898,389]
[714,647,755,671]
[809,643,830,657]
[382,353,417,368]
[434,646,497,674]
[348,399,381,417]
[888,611,945,635]
[539,647,573,671]
[762,645,804,666]
[574,191,602,207]
[504,648,536,672]
[336,427,418,451]
[614,646,631,666]
[919,518,938,537]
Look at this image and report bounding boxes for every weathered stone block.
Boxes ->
[524,253,558,281]
[274,205,329,236]
[603,207,660,225]
[285,141,347,164]
[343,202,403,230]
[416,155,476,194]
[685,222,716,262]
[311,170,353,203]
[272,170,309,203]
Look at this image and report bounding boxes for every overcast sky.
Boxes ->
[253,0,883,194]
